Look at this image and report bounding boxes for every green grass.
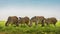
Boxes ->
[0,21,60,34]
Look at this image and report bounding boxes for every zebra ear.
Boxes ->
[19,17,21,19]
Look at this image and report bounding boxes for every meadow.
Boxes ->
[0,21,60,34]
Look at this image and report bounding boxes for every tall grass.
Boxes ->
[0,21,60,34]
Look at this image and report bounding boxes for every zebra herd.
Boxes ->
[5,16,57,27]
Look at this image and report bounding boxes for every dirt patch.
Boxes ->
[0,32,6,34]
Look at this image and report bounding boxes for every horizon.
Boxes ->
[0,0,60,20]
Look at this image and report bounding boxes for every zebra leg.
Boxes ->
[5,21,9,26]
[29,21,32,27]
[41,20,44,27]
[35,21,38,26]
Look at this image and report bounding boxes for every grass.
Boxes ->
[0,21,60,34]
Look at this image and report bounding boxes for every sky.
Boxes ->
[0,0,60,20]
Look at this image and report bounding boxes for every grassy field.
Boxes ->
[0,21,60,34]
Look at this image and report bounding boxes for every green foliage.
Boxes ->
[0,21,60,34]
